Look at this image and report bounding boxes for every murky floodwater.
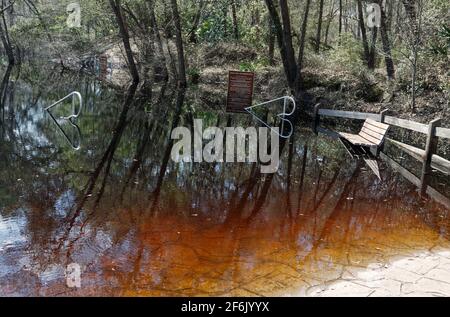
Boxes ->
[1,65,449,296]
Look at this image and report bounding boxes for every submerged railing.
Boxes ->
[45,92,83,150]
[245,96,296,139]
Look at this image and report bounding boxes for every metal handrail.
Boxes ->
[245,96,296,139]
[45,92,83,150]
[45,91,83,120]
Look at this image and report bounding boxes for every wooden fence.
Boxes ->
[313,105,450,200]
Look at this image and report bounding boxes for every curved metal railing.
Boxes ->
[45,92,83,150]
[245,96,296,139]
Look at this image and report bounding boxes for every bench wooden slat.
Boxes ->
[339,132,376,146]
[359,131,383,145]
[366,119,390,130]
[360,126,385,140]
[364,122,389,135]
[339,119,390,148]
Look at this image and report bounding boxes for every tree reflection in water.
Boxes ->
[0,65,449,296]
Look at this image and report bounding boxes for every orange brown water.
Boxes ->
[0,69,449,296]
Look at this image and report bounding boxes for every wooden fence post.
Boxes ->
[420,118,441,197]
[313,103,321,135]
[380,109,389,123]
[376,109,390,156]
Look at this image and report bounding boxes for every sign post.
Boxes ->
[226,71,254,113]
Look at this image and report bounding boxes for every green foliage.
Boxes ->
[328,34,365,72]
[187,67,201,84]
[197,16,233,43]
[355,71,383,102]
[241,25,265,49]
[239,58,269,72]
[430,24,450,56]
[194,1,235,43]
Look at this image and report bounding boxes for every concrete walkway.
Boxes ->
[305,247,450,297]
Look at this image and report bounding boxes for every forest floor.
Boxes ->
[192,43,449,126]
[80,41,449,126]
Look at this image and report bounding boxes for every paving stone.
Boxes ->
[424,268,450,285]
[353,269,385,282]
[402,292,435,297]
[318,281,374,297]
[436,251,450,259]
[354,278,402,296]
[402,277,450,296]
[369,289,399,297]
[306,284,327,296]
[384,267,422,283]
[307,251,450,297]
[392,256,440,275]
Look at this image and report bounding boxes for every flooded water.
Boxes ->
[1,65,449,296]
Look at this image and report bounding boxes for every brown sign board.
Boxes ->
[226,71,255,113]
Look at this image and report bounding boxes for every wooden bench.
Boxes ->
[338,119,390,150]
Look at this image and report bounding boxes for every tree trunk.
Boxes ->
[411,48,417,111]
[402,0,420,111]
[279,0,297,87]
[357,0,370,67]
[149,1,169,81]
[188,0,204,43]
[142,0,155,95]
[295,0,311,92]
[264,0,297,89]
[324,0,336,46]
[376,0,395,80]
[0,7,14,65]
[368,26,378,69]
[315,0,324,53]
[338,0,342,36]
[231,0,239,40]
[170,0,187,88]
[268,16,275,65]
[109,0,139,85]
[344,0,348,33]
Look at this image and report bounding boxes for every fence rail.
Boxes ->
[380,153,450,209]
[384,116,429,134]
[436,127,450,139]
[314,106,450,203]
[316,107,450,139]
[317,109,381,121]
